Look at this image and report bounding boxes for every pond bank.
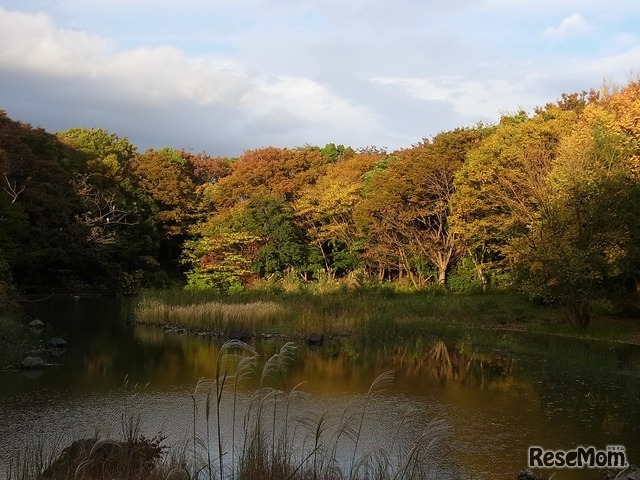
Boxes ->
[133,289,640,346]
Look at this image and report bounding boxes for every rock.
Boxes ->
[602,466,640,480]
[20,356,45,369]
[49,337,67,349]
[625,466,640,480]
[40,436,166,479]
[306,333,324,346]
[229,331,250,342]
[29,319,44,328]
[516,470,544,480]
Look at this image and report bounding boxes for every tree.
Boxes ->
[511,105,640,327]
[57,127,137,180]
[356,128,485,286]
[210,147,328,208]
[294,151,380,273]
[240,196,310,277]
[450,109,576,289]
[57,128,164,293]
[130,148,199,271]
[0,112,94,292]
[183,226,262,292]
[184,196,312,290]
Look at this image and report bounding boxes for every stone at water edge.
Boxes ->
[229,331,251,342]
[20,356,45,369]
[49,337,67,348]
[306,333,324,346]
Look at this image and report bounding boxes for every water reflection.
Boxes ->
[1,298,638,480]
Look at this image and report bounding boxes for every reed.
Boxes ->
[135,287,573,342]
[186,340,446,480]
[135,299,287,334]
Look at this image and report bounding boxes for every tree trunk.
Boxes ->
[565,296,591,329]
[433,251,450,286]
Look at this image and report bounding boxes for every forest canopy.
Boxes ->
[2,81,640,327]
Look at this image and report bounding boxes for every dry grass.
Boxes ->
[186,340,447,480]
[135,299,287,334]
[134,288,576,342]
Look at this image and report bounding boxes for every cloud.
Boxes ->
[543,13,591,40]
[370,76,530,119]
[0,6,386,154]
[0,7,113,75]
[2,2,640,155]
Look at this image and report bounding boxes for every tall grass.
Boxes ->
[136,299,287,334]
[185,339,447,480]
[135,287,566,342]
[8,339,451,480]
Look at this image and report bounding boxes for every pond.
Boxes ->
[1,297,639,480]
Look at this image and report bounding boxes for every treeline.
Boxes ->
[2,81,640,326]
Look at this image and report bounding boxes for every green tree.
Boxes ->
[57,127,137,179]
[184,197,312,290]
[240,196,310,276]
[58,128,163,293]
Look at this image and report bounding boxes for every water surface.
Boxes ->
[1,297,638,480]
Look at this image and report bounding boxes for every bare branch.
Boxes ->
[3,173,25,204]
[71,174,138,244]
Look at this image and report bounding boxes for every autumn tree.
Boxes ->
[294,151,380,274]
[450,108,577,289]
[130,147,199,270]
[510,105,640,327]
[210,147,328,209]
[356,128,486,286]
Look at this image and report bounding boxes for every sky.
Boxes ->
[1,1,639,157]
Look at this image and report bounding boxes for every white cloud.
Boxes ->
[371,76,530,119]
[1,1,640,155]
[0,7,113,75]
[0,6,387,153]
[543,13,591,40]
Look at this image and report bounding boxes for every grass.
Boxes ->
[8,340,447,480]
[187,340,448,480]
[135,298,287,335]
[134,286,640,345]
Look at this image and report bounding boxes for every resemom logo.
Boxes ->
[528,445,628,469]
